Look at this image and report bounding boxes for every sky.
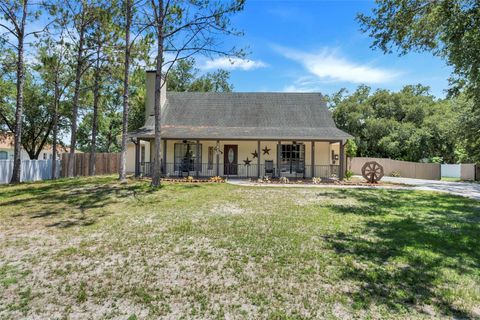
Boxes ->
[198,0,451,98]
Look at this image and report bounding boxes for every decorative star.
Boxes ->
[251,150,258,159]
[243,157,252,166]
[262,146,271,155]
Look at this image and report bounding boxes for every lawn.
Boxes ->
[0,176,479,319]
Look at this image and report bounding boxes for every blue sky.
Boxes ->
[199,0,451,97]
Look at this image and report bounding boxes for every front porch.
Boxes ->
[131,139,346,180]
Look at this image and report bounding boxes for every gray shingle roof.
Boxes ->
[130,92,352,140]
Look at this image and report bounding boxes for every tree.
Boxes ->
[167,58,233,92]
[86,2,120,175]
[345,139,357,171]
[36,20,74,178]
[118,0,132,181]
[147,0,245,187]
[62,0,96,177]
[0,0,42,183]
[358,1,480,103]
[329,85,461,163]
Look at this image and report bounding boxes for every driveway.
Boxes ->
[228,177,480,201]
[379,176,480,200]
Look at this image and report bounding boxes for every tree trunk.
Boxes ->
[51,78,59,179]
[119,0,132,182]
[89,49,101,176]
[10,1,28,184]
[68,13,86,178]
[151,4,164,187]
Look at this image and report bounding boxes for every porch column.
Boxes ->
[216,140,220,176]
[277,141,281,178]
[134,139,140,177]
[196,140,200,177]
[339,140,345,180]
[163,139,167,175]
[257,140,261,178]
[311,141,315,178]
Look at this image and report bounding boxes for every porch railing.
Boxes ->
[139,162,339,179]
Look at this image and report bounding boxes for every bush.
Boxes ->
[209,176,224,183]
[390,171,401,177]
[312,177,322,184]
[345,170,354,180]
[279,176,289,184]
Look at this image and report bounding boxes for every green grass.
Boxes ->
[441,177,462,182]
[0,176,479,319]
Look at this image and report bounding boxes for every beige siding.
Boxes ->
[126,140,151,173]
[126,139,345,178]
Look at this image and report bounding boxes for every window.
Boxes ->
[174,142,202,172]
[279,143,305,173]
[43,153,47,160]
[0,151,7,160]
[208,146,214,170]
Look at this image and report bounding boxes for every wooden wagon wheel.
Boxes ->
[361,161,384,183]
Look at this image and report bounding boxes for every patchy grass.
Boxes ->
[0,176,479,319]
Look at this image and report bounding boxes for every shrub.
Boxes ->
[209,176,224,183]
[345,170,354,180]
[312,177,322,184]
[390,171,401,177]
[279,176,289,184]
[185,176,194,182]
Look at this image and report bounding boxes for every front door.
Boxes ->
[224,145,238,175]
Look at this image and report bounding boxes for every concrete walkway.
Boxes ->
[227,176,480,201]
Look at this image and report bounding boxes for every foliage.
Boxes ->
[345,170,354,180]
[329,85,463,163]
[345,139,357,159]
[358,0,480,105]
[77,109,122,153]
[279,176,289,184]
[209,176,224,183]
[167,58,233,93]
[358,1,480,163]
[312,177,322,184]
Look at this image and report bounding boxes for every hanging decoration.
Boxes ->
[243,157,252,166]
[251,150,258,159]
[262,146,271,155]
[213,142,223,155]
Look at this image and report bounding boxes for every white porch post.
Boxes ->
[216,140,220,176]
[134,139,140,177]
[311,141,315,178]
[163,139,167,175]
[257,140,261,178]
[339,140,345,180]
[196,140,200,177]
[277,141,281,178]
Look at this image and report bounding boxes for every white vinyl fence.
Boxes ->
[0,160,61,184]
[441,164,461,178]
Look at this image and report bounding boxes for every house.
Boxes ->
[127,71,351,179]
[0,133,69,161]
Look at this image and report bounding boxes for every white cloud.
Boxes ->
[274,45,400,84]
[201,57,267,71]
